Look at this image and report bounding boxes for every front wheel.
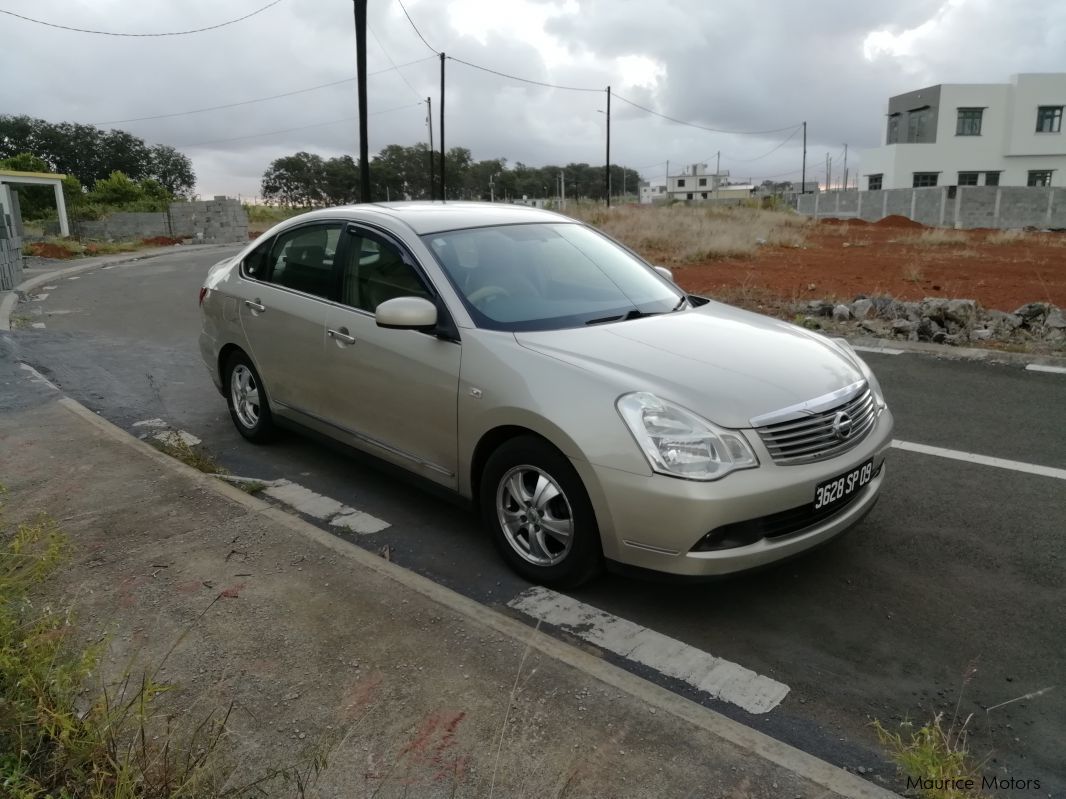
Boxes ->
[225,351,275,443]
[480,436,601,587]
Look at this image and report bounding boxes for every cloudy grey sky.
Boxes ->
[2,0,1064,197]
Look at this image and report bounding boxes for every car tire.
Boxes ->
[224,351,275,443]
[480,435,602,587]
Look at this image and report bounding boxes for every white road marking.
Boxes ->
[152,430,202,447]
[852,345,904,355]
[17,363,59,390]
[42,285,58,290]
[508,587,790,714]
[891,440,1066,481]
[133,418,169,428]
[262,479,390,534]
[68,276,81,280]
[1026,364,1066,375]
[31,322,46,329]
[32,293,49,301]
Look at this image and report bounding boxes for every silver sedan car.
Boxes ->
[199,202,893,586]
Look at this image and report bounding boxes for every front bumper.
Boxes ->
[575,407,894,577]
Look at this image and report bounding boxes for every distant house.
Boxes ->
[665,163,731,202]
[639,181,666,204]
[859,73,1066,190]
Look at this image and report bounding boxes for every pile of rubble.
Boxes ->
[799,297,1066,347]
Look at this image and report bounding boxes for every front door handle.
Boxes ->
[328,327,357,345]
[244,299,266,313]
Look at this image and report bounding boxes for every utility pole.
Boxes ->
[560,169,566,210]
[825,153,831,193]
[426,97,434,200]
[353,0,370,202]
[439,52,446,201]
[842,143,848,192]
[489,173,495,203]
[605,85,612,207]
[715,150,721,200]
[801,121,807,193]
[665,159,670,200]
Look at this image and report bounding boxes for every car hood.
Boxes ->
[514,300,864,429]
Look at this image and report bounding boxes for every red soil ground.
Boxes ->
[676,219,1066,312]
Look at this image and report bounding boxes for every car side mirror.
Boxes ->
[375,296,438,331]
[653,265,674,283]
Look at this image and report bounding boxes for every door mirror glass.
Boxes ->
[653,265,674,283]
[375,296,438,330]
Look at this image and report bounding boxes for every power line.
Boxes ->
[722,126,803,163]
[396,0,438,54]
[446,56,604,93]
[612,92,801,135]
[369,24,424,103]
[177,102,424,148]
[91,57,436,125]
[0,1,284,37]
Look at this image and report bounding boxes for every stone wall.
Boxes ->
[55,197,249,243]
[797,186,1063,230]
[0,209,23,291]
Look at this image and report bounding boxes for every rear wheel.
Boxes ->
[224,351,275,443]
[481,436,601,587]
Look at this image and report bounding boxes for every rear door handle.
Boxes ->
[244,299,266,313]
[328,327,357,345]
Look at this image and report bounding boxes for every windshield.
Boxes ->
[422,223,684,331]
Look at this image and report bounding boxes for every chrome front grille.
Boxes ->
[756,386,877,464]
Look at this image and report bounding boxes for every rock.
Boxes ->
[805,300,834,317]
[802,315,822,330]
[944,299,978,327]
[860,319,889,336]
[891,319,917,336]
[931,331,947,344]
[942,333,966,346]
[870,295,897,317]
[1044,308,1066,329]
[985,309,1023,329]
[917,317,943,341]
[1013,302,1049,321]
[832,304,851,322]
[919,297,948,322]
[851,299,874,320]
[972,328,994,341]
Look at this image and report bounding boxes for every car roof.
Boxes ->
[295,201,577,236]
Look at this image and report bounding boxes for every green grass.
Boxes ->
[873,714,987,798]
[150,435,228,476]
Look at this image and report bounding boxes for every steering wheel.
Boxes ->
[468,285,511,306]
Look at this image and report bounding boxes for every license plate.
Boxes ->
[814,459,874,511]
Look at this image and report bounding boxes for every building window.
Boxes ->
[701,192,708,199]
[886,113,900,144]
[957,172,979,186]
[985,171,1000,186]
[677,178,686,187]
[912,172,939,187]
[686,193,693,200]
[1036,106,1063,133]
[907,107,933,142]
[1027,170,1054,187]
[956,108,984,136]
[698,177,707,186]
[867,174,883,191]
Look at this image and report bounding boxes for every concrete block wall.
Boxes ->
[56,197,250,243]
[799,186,1063,230]
[0,212,22,291]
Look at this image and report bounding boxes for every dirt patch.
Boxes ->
[24,241,78,259]
[677,222,1066,312]
[141,235,183,246]
[873,214,925,229]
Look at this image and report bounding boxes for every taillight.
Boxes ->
[198,287,208,306]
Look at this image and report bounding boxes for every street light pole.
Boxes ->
[605,85,611,207]
[353,0,370,202]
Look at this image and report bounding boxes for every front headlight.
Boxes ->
[617,392,758,481]
[832,338,887,410]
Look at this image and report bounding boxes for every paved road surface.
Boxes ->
[4,249,1064,795]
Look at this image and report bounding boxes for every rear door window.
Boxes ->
[263,223,343,300]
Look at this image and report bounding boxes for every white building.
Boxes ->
[859,73,1066,190]
[639,180,666,204]
[665,163,730,201]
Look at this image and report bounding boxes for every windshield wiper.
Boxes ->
[586,308,658,325]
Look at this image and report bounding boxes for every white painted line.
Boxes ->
[132,418,169,428]
[68,276,81,281]
[891,440,1066,481]
[262,479,390,534]
[1026,364,1066,375]
[32,293,50,301]
[17,363,60,391]
[42,285,58,290]
[31,322,46,329]
[508,587,790,714]
[152,429,202,447]
[852,345,904,355]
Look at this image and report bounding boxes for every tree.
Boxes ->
[321,155,360,205]
[261,152,326,206]
[89,171,144,205]
[149,145,195,197]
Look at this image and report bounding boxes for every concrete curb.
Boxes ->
[849,335,1066,368]
[0,244,240,331]
[54,394,899,799]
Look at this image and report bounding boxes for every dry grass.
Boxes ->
[901,229,970,247]
[902,264,926,283]
[566,204,812,263]
[985,229,1027,245]
[150,435,228,475]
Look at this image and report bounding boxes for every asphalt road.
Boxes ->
[4,248,1064,796]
